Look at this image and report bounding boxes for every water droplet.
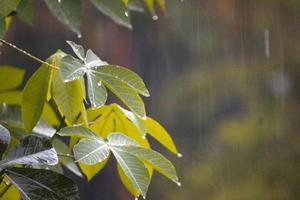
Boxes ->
[77,34,82,38]
[125,11,129,17]
[142,134,147,139]
[45,167,49,170]
[58,0,61,3]
[176,181,182,186]
[177,153,182,158]
[134,197,139,200]
[152,15,158,20]
[97,82,102,86]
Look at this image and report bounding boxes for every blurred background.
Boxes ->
[1,0,300,199]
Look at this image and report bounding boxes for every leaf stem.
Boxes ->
[0,38,59,70]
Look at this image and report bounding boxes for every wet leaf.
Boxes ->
[0,0,21,17]
[0,124,10,159]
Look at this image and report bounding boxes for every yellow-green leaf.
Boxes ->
[79,157,109,181]
[143,117,178,154]
[0,91,22,105]
[22,64,51,132]
[52,71,84,124]
[0,66,24,91]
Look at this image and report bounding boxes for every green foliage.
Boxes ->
[0,0,179,199]
[0,0,166,36]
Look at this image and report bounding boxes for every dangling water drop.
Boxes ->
[125,11,129,17]
[77,34,82,38]
[152,15,158,20]
[134,197,138,200]
[97,82,102,86]
[58,0,61,3]
[177,153,182,158]
[176,181,182,187]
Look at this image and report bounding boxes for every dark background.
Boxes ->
[1,0,300,199]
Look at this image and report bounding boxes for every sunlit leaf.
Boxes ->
[79,157,109,181]
[128,0,144,12]
[85,49,107,68]
[143,117,178,154]
[111,147,150,198]
[52,70,84,124]
[86,74,107,109]
[117,163,140,197]
[22,64,51,132]
[0,66,24,91]
[44,0,82,36]
[60,55,85,82]
[0,177,21,199]
[90,0,131,29]
[73,139,110,165]
[156,0,167,14]
[121,146,178,183]
[95,65,150,97]
[5,167,79,200]
[66,40,85,61]
[0,135,58,168]
[58,126,100,139]
[108,132,138,146]
[42,103,60,126]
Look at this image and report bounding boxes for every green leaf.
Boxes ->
[73,139,110,165]
[22,64,51,132]
[121,146,178,183]
[156,0,167,14]
[60,55,86,82]
[0,0,21,17]
[58,126,100,139]
[0,124,10,159]
[95,65,150,97]
[90,0,131,29]
[5,167,79,200]
[108,132,138,146]
[111,147,150,198]
[66,40,85,60]
[44,0,82,36]
[0,17,5,36]
[143,117,178,154]
[0,135,58,168]
[0,177,21,199]
[117,163,140,197]
[87,74,108,109]
[16,0,33,25]
[52,138,83,178]
[0,66,25,90]
[52,70,84,124]
[79,157,109,181]
[97,73,146,118]
[117,105,147,137]
[0,91,22,105]
[85,49,107,68]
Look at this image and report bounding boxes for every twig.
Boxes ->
[0,38,59,70]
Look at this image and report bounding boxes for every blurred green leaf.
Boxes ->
[0,0,21,17]
[16,0,33,25]
[22,64,51,132]
[0,66,24,91]
[90,0,132,29]
[44,0,82,36]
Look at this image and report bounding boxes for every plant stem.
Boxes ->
[0,182,11,198]
[57,153,75,159]
[0,38,59,70]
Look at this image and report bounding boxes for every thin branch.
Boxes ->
[0,38,59,70]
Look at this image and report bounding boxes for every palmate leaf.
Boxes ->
[0,124,10,159]
[5,167,79,200]
[0,176,21,199]
[0,0,21,17]
[90,0,131,29]
[61,41,148,115]
[22,64,52,132]
[0,135,58,168]
[58,126,100,140]
[44,0,82,36]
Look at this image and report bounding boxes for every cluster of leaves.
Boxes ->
[0,40,179,199]
[0,0,167,37]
